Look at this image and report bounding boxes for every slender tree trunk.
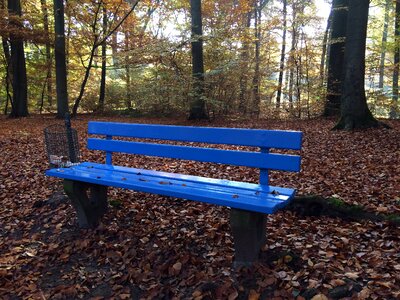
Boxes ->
[72,1,102,117]
[124,29,132,110]
[8,0,28,118]
[65,0,71,66]
[41,0,53,108]
[0,0,11,114]
[111,32,118,66]
[72,40,98,116]
[391,1,400,118]
[304,35,311,118]
[71,0,139,116]
[378,0,391,90]
[238,11,252,114]
[295,36,302,118]
[334,0,381,130]
[324,0,348,117]
[1,38,12,115]
[188,0,208,120]
[54,0,68,118]
[251,0,261,118]
[320,9,332,86]
[98,3,107,112]
[276,0,287,109]
[288,4,297,110]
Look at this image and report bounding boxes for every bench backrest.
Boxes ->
[87,122,302,183]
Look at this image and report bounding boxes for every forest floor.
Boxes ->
[0,115,399,300]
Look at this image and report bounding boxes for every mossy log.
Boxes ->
[287,195,400,226]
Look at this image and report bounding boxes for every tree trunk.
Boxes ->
[288,3,297,110]
[72,41,97,116]
[238,12,252,114]
[71,0,138,116]
[391,0,400,118]
[378,0,390,90]
[72,1,102,117]
[334,0,380,130]
[41,0,53,108]
[324,0,348,117]
[320,9,332,86]
[2,37,12,115]
[1,0,12,115]
[124,29,132,110]
[304,35,311,118]
[54,0,69,118]
[276,0,287,109]
[251,1,261,118]
[188,0,208,120]
[8,0,28,118]
[98,3,107,112]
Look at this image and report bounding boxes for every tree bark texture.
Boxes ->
[378,0,390,90]
[334,0,380,130]
[98,3,107,112]
[41,0,53,108]
[320,8,332,86]
[124,29,132,110]
[188,0,208,120]
[276,0,287,109]
[238,12,252,114]
[288,2,297,109]
[324,0,348,117]
[251,1,262,118]
[0,0,12,114]
[8,0,28,118]
[391,0,400,118]
[54,0,69,118]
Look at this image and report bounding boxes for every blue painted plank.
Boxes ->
[73,163,295,200]
[259,147,269,185]
[88,122,302,150]
[87,138,301,172]
[80,162,296,196]
[46,165,296,213]
[105,135,112,165]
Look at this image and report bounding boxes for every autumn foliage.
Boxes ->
[0,115,399,299]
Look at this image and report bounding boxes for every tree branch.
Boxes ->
[96,0,140,47]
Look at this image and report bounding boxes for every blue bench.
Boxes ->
[46,121,302,266]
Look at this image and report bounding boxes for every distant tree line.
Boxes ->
[0,0,397,129]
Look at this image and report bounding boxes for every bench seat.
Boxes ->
[46,162,295,214]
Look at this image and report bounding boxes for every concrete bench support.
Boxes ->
[64,180,108,228]
[230,208,267,267]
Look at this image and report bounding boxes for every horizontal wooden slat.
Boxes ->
[46,164,296,214]
[88,122,302,150]
[87,138,301,172]
[81,162,296,196]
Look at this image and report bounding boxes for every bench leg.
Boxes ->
[63,180,108,228]
[230,208,267,267]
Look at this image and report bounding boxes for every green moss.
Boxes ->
[109,199,123,208]
[386,214,400,223]
[327,197,345,207]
